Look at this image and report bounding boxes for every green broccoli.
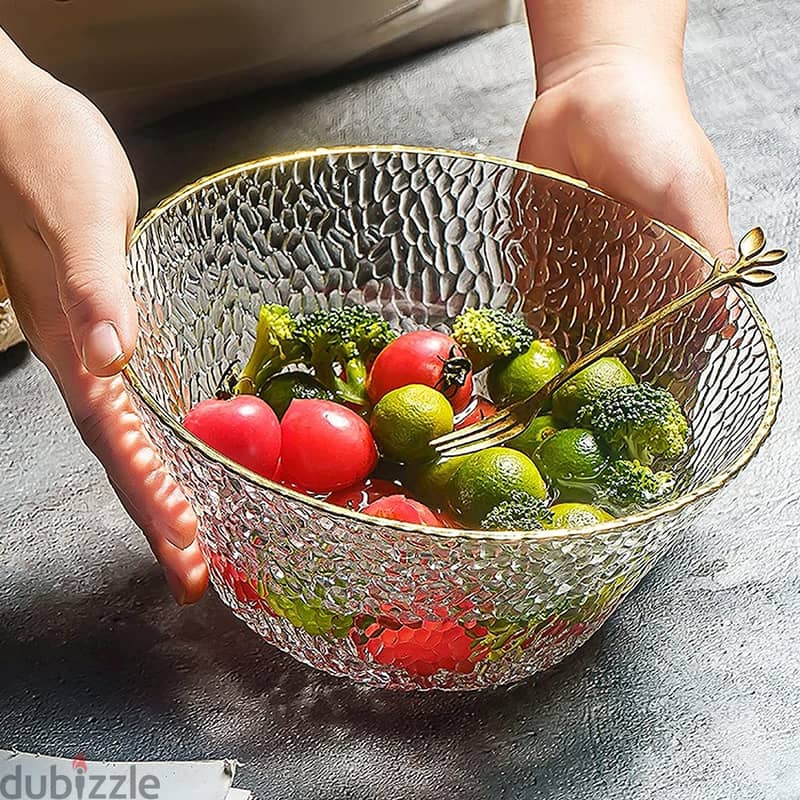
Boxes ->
[295,306,396,409]
[235,304,309,395]
[577,382,689,466]
[481,491,554,531]
[600,459,676,512]
[452,308,534,372]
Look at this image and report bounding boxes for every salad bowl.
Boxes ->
[123,146,780,690]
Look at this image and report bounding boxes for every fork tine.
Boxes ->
[437,419,529,458]
[436,412,525,453]
[430,407,515,447]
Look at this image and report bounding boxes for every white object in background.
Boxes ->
[0,750,252,800]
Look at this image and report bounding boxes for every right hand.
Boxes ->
[0,39,208,603]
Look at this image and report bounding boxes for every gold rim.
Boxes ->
[124,145,783,542]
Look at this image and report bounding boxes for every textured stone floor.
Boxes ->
[1,2,798,798]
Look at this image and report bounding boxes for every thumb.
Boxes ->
[42,209,139,377]
[649,139,736,266]
[659,173,736,266]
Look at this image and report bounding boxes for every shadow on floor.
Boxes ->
[0,342,30,378]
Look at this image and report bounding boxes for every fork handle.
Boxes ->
[514,227,786,421]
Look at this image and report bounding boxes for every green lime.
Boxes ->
[266,590,353,638]
[449,447,547,525]
[506,414,559,458]
[551,357,635,423]
[532,428,608,501]
[487,340,567,407]
[258,371,334,418]
[371,384,454,463]
[548,503,613,529]
[407,454,470,507]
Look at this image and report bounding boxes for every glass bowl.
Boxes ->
[123,146,780,691]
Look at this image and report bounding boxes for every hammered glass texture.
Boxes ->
[125,150,774,690]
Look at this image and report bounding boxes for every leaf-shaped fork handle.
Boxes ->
[432,227,787,459]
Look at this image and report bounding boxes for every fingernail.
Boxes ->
[164,569,187,605]
[82,321,125,371]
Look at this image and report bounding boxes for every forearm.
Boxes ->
[526,1,687,92]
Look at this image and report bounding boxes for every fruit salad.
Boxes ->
[184,303,689,531]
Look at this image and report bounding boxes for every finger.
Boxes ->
[110,478,208,605]
[1,220,198,558]
[38,199,139,378]
[656,155,736,265]
[21,99,141,378]
[62,367,200,552]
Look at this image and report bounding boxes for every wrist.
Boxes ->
[535,42,684,96]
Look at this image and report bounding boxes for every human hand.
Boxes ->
[519,46,735,264]
[0,34,207,603]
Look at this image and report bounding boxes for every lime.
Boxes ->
[487,340,567,407]
[407,454,470,507]
[449,447,547,525]
[506,414,559,458]
[548,503,613,529]
[267,590,353,638]
[532,428,608,501]
[371,384,454,463]
[258,371,333,418]
[551,357,634,423]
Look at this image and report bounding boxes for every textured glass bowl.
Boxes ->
[123,147,780,690]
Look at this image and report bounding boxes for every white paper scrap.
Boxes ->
[0,750,252,800]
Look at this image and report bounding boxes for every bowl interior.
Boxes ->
[126,147,778,516]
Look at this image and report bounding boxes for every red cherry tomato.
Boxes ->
[454,395,496,429]
[183,395,281,479]
[435,510,464,529]
[362,495,442,526]
[366,331,474,413]
[279,399,378,493]
[326,478,408,511]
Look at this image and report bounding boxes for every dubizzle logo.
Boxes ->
[0,752,161,799]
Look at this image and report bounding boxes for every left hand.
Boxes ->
[519,48,735,264]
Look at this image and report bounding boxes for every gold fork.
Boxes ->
[431,227,786,460]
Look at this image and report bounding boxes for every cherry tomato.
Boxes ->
[326,478,408,511]
[183,395,281,479]
[366,330,474,413]
[362,495,442,525]
[435,510,464,529]
[454,395,496,429]
[279,399,378,493]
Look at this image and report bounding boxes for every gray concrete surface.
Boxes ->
[1,2,799,798]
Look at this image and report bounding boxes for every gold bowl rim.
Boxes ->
[123,145,783,543]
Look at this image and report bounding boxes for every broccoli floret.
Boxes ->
[452,308,534,372]
[577,383,689,466]
[481,491,554,531]
[235,304,309,395]
[600,459,676,511]
[295,306,396,409]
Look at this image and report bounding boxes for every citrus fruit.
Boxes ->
[258,371,333,418]
[407,454,470,507]
[532,428,608,501]
[266,590,353,637]
[506,414,559,457]
[370,384,454,462]
[487,340,566,407]
[551,356,634,423]
[449,447,547,525]
[548,503,613,529]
